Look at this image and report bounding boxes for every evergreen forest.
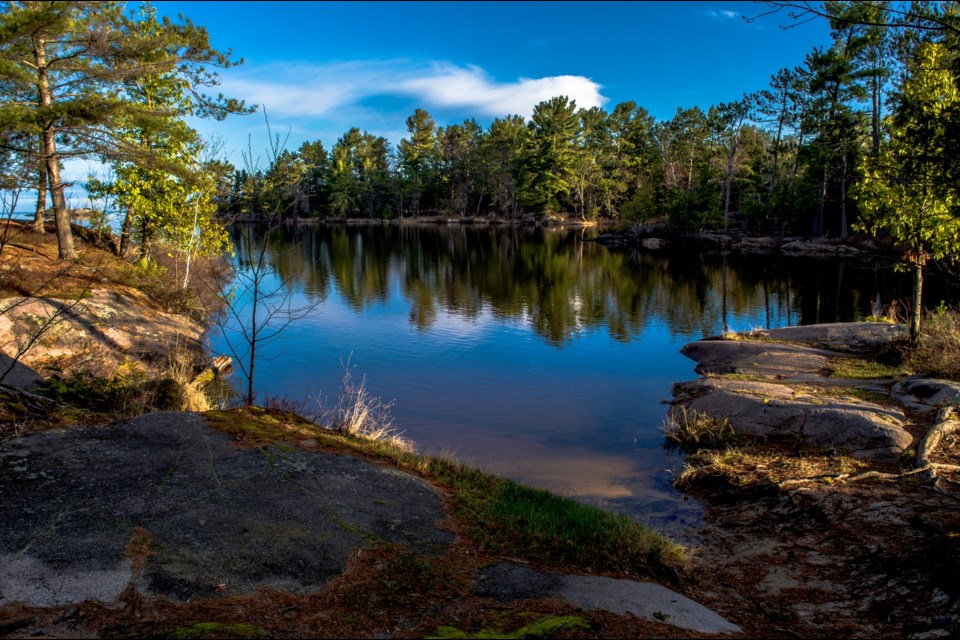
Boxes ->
[2,1,960,282]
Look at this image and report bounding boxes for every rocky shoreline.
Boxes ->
[671,323,960,639]
[673,323,919,459]
[594,226,890,257]
[2,216,958,637]
[228,214,607,228]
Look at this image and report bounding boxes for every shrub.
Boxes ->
[662,406,736,452]
[37,371,183,417]
[908,305,960,380]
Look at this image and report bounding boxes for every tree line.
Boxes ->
[224,3,958,238]
[247,224,930,344]
[1,1,959,341]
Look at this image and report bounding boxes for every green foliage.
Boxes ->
[0,1,251,260]
[619,193,653,224]
[398,108,440,217]
[327,127,393,219]
[166,622,267,640]
[37,371,183,416]
[429,616,591,639]
[856,42,960,255]
[855,42,960,339]
[134,256,168,279]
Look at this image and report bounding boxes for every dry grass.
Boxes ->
[661,406,737,452]
[316,363,412,452]
[675,443,871,490]
[909,306,960,380]
[720,327,767,341]
[162,340,214,412]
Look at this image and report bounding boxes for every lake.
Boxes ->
[209,223,954,538]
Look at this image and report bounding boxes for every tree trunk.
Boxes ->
[766,98,786,206]
[871,68,882,155]
[33,33,74,260]
[813,164,828,237]
[839,149,848,240]
[723,150,735,231]
[911,259,924,345]
[247,264,259,406]
[119,209,133,257]
[44,128,74,260]
[721,254,729,335]
[139,215,151,261]
[33,159,46,234]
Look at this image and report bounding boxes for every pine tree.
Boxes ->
[855,42,960,343]
[0,1,249,259]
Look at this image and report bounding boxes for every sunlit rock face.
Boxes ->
[674,377,912,459]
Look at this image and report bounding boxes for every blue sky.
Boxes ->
[153,1,834,164]
[62,1,834,193]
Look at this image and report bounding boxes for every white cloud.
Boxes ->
[709,9,739,20]
[393,63,606,116]
[222,59,607,121]
[224,60,397,118]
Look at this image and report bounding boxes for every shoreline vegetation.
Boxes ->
[0,222,695,637]
[2,222,960,637]
[666,322,960,639]
[223,213,905,261]
[2,1,960,635]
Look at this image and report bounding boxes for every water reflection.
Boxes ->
[232,224,948,344]
[216,223,954,537]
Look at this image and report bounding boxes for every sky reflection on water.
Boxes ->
[210,224,954,537]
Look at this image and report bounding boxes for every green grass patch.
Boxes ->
[449,474,684,580]
[165,622,267,639]
[202,407,686,581]
[430,615,591,639]
[202,407,324,445]
[828,356,911,380]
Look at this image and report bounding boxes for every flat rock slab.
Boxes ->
[681,339,839,380]
[674,378,912,458]
[780,240,863,255]
[474,562,740,635]
[0,289,204,377]
[754,322,906,352]
[0,413,451,607]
